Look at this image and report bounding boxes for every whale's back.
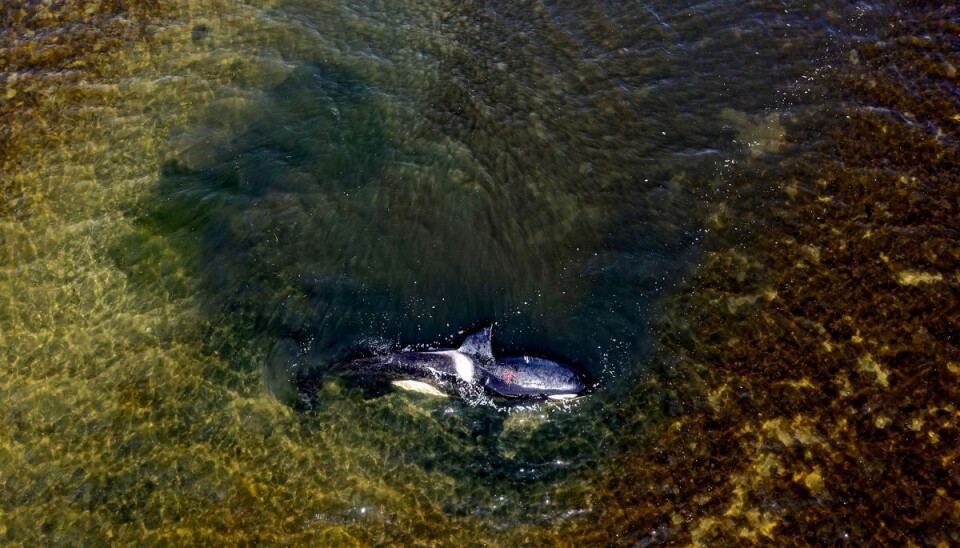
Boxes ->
[478,356,586,398]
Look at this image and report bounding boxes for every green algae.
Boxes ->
[1,2,622,541]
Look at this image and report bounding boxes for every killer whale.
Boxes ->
[333,326,589,400]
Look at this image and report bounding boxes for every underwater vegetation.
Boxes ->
[1,0,957,544]
[580,3,960,544]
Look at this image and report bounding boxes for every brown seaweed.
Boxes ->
[578,4,960,544]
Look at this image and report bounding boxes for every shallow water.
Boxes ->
[4,0,955,544]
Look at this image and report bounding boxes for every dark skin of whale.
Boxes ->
[333,326,589,400]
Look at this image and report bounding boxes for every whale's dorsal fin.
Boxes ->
[458,325,493,360]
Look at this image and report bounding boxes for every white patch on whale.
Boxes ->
[430,350,475,383]
[547,393,578,400]
[392,380,449,397]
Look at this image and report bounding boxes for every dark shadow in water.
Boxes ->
[107,33,734,520]
[140,63,403,397]
[125,61,710,414]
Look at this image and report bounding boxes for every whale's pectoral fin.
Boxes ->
[458,325,494,361]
